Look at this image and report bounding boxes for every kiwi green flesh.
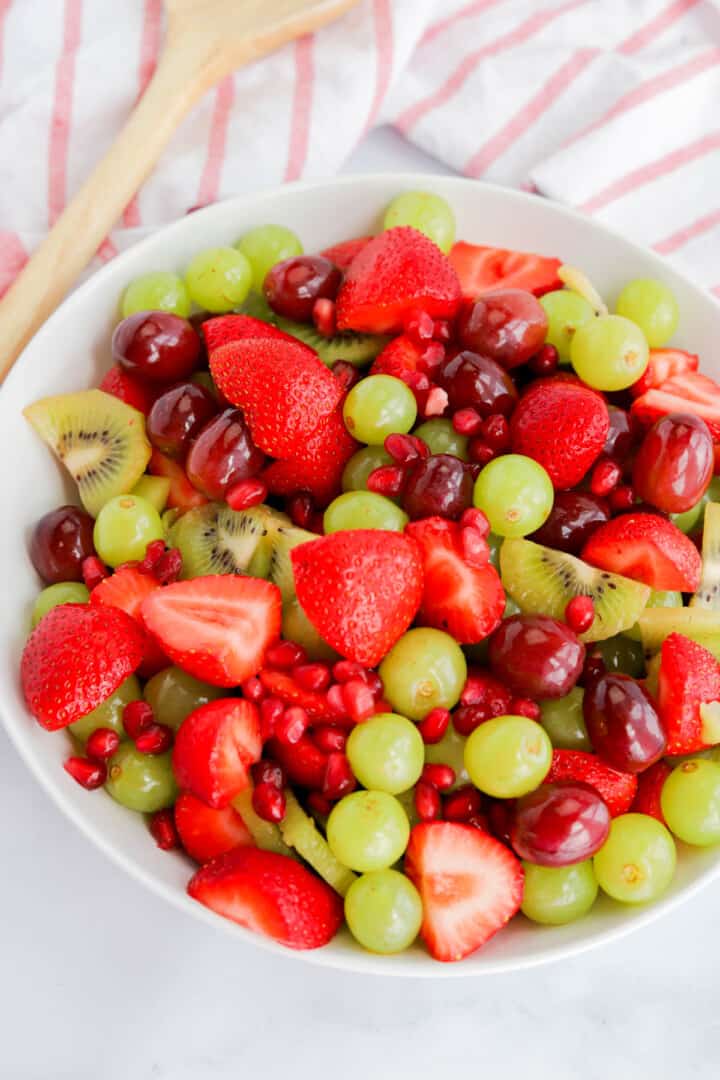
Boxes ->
[23,389,151,517]
[275,316,387,368]
[639,607,720,657]
[691,502,720,610]
[268,525,317,603]
[170,502,286,579]
[500,538,650,643]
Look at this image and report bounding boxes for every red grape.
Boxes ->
[489,615,585,699]
[530,491,610,554]
[402,454,473,520]
[147,382,218,460]
[438,350,517,416]
[185,408,265,500]
[264,256,341,322]
[113,312,201,382]
[510,781,610,866]
[30,505,96,584]
[456,290,548,369]
[583,673,666,773]
[633,413,713,513]
[603,405,634,461]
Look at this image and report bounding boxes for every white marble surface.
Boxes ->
[3,128,720,1080]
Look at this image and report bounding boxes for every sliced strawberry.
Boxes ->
[268,735,328,790]
[262,405,358,507]
[632,372,720,440]
[173,698,261,808]
[510,378,609,490]
[21,604,144,730]
[187,845,343,949]
[321,236,372,272]
[148,448,208,511]
[336,227,461,335]
[175,790,253,863]
[448,242,562,298]
[406,517,505,644]
[546,750,637,816]
[404,822,523,962]
[99,364,157,415]
[202,313,290,353]
[90,565,169,676]
[631,760,671,823]
[657,634,720,755]
[259,669,334,719]
[370,335,423,379]
[141,575,282,687]
[630,348,699,397]
[291,530,424,667]
[581,512,701,591]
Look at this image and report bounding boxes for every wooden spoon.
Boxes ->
[0,0,359,382]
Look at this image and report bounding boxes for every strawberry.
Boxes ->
[510,379,609,489]
[262,405,358,507]
[99,364,157,415]
[632,371,720,439]
[174,790,253,863]
[173,698,261,808]
[406,517,505,644]
[291,530,424,667]
[141,575,282,687]
[631,760,672,823]
[370,335,422,380]
[187,845,343,949]
[90,565,169,676]
[209,337,343,458]
[320,236,372,272]
[259,670,335,720]
[581,512,702,592]
[630,348,699,397]
[148,448,208,511]
[448,242,562,298]
[335,227,461,335]
[404,822,524,962]
[202,313,289,353]
[657,634,720,755]
[21,604,144,731]
[546,750,637,816]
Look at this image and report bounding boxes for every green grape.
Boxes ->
[504,596,521,619]
[616,278,679,348]
[236,224,303,293]
[661,759,720,846]
[122,272,190,318]
[595,635,645,678]
[571,314,649,392]
[323,491,408,534]
[344,869,423,953]
[105,744,178,813]
[487,532,503,571]
[464,714,552,798]
[68,674,141,743]
[32,582,89,627]
[473,455,553,538]
[143,666,222,731]
[346,713,424,794]
[327,790,410,872]
[521,860,598,925]
[379,628,467,721]
[185,247,252,313]
[424,726,470,791]
[342,446,394,492]
[413,418,468,460]
[343,375,417,445]
[540,687,591,751]
[281,598,338,662]
[624,590,683,642]
[670,476,720,533]
[593,813,676,904]
[383,191,456,254]
[93,494,165,568]
[131,475,170,513]
[540,290,595,364]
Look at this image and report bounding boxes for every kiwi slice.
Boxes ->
[170,502,287,579]
[268,525,316,602]
[275,315,387,369]
[638,607,720,658]
[500,538,650,643]
[691,502,720,610]
[231,789,293,857]
[282,598,338,661]
[24,389,151,517]
[241,291,278,324]
[280,791,356,896]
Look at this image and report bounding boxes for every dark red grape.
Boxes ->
[402,454,473,520]
[147,382,218,460]
[583,673,666,773]
[264,256,341,322]
[438,350,517,416]
[30,505,96,584]
[510,781,610,866]
[185,408,265,500]
[603,406,634,461]
[113,312,201,383]
[489,615,585,699]
[456,290,548,369]
[530,491,610,554]
[633,412,713,513]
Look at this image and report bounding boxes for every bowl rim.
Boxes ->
[4,172,720,977]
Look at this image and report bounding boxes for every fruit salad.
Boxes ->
[18,190,720,962]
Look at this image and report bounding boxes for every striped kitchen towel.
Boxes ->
[0,0,718,296]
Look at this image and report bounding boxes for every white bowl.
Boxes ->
[2,174,719,976]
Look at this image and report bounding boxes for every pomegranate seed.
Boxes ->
[308,511,325,534]
[307,792,332,816]
[342,679,377,722]
[421,763,456,791]
[313,297,336,337]
[453,704,494,736]
[85,727,120,762]
[260,697,284,741]
[293,662,331,693]
[510,698,541,721]
[590,458,622,497]
[488,801,513,844]
[609,484,635,512]
[287,492,314,528]
[333,660,374,686]
[565,595,595,635]
[468,438,495,466]
[367,464,406,497]
[529,343,559,376]
[452,407,483,436]
[422,386,449,418]
[253,782,286,823]
[333,360,361,391]
[582,651,606,686]
[154,548,183,584]
[149,809,179,850]
[313,724,347,753]
[241,676,266,702]
[139,539,167,574]
[326,683,348,718]
[385,433,429,465]
[432,320,451,342]
[417,707,450,744]
[461,670,510,708]
[459,507,490,538]
[135,723,173,754]
[444,785,482,822]
[481,414,511,452]
[226,477,268,511]
[323,752,356,799]
[418,342,445,376]
[414,780,442,821]
[265,641,307,670]
[405,310,435,345]
[275,706,309,746]
[466,463,482,481]
[251,760,286,789]
[467,812,490,831]
[82,555,108,591]
[402,369,431,394]
[122,700,154,740]
[63,755,107,790]
[460,526,490,568]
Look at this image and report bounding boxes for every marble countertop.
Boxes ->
[3,128,719,1080]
